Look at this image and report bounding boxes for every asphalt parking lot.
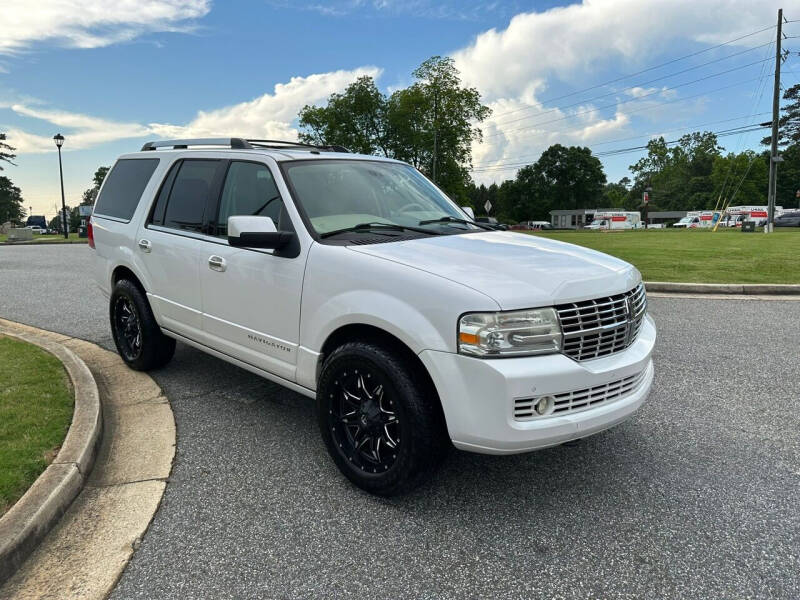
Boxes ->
[1,244,798,599]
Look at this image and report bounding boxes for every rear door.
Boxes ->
[136,158,226,341]
[196,158,307,382]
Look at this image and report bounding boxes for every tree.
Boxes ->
[387,56,491,199]
[761,83,800,147]
[629,132,722,211]
[710,151,768,207]
[0,133,15,171]
[774,143,800,208]
[297,56,491,200]
[298,77,389,156]
[0,176,25,224]
[81,165,110,206]
[603,178,630,208]
[517,145,607,216]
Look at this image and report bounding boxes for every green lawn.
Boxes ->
[0,232,86,244]
[0,336,74,514]
[527,228,800,284]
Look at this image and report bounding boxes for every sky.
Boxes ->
[1,0,798,220]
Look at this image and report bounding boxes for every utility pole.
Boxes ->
[767,8,784,233]
[432,86,438,185]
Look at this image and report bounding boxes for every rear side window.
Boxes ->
[94,159,159,221]
[162,160,220,232]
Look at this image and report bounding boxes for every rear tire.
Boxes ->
[110,279,175,371]
[317,341,448,496]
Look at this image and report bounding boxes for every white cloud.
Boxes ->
[150,67,382,139]
[0,0,210,54]
[453,0,794,102]
[4,67,382,154]
[454,0,796,183]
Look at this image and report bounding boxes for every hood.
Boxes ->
[347,231,640,309]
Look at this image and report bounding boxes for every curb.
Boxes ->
[0,327,102,585]
[0,241,88,246]
[0,319,175,600]
[644,281,800,295]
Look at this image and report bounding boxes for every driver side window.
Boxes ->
[215,161,288,237]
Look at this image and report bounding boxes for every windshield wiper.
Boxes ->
[320,222,442,239]
[418,216,494,230]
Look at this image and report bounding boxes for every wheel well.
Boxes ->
[318,324,445,419]
[111,266,146,295]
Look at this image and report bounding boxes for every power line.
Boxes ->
[470,123,770,173]
[490,41,774,128]
[484,59,775,140]
[716,38,775,201]
[471,112,772,169]
[488,23,779,122]
[480,72,773,149]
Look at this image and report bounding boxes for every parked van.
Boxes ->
[585,211,642,230]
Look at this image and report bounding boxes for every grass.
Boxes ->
[0,336,74,515]
[0,232,86,244]
[527,227,800,284]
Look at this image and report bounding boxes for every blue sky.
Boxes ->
[1,0,797,219]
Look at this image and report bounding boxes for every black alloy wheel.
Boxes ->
[113,295,142,361]
[109,279,176,371]
[317,340,448,496]
[329,366,401,474]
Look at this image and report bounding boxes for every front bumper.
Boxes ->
[419,314,656,454]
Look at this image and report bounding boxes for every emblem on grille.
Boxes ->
[624,295,635,345]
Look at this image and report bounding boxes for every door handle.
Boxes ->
[138,239,152,253]
[208,255,226,272]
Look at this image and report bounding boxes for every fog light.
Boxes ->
[535,396,554,416]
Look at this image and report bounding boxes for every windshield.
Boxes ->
[282,159,474,235]
[677,217,692,224]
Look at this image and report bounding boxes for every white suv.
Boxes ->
[90,138,656,495]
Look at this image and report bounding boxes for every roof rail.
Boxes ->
[140,138,252,151]
[139,137,350,153]
[245,139,350,153]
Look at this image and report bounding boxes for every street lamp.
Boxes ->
[53,133,67,239]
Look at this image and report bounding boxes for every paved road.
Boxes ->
[2,244,799,599]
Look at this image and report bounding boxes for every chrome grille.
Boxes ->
[514,369,647,420]
[555,283,647,361]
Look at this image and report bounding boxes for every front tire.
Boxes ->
[317,341,448,496]
[110,279,175,371]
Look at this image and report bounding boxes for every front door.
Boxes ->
[198,159,306,382]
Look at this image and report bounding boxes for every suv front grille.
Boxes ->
[514,369,647,420]
[555,283,647,361]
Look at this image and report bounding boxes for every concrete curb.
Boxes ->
[0,319,176,600]
[644,281,800,295]
[0,241,88,246]
[0,326,102,585]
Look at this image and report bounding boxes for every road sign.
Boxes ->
[484,200,492,213]
[78,205,93,217]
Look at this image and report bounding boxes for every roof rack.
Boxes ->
[139,138,350,153]
[245,139,349,153]
[140,138,252,151]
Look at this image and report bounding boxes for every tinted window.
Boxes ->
[216,162,287,236]
[163,160,219,232]
[149,161,180,226]
[94,159,159,221]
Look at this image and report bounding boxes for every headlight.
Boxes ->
[458,307,562,358]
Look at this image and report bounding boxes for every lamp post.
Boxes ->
[53,133,67,239]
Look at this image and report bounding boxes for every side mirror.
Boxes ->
[461,206,475,219]
[228,215,294,249]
